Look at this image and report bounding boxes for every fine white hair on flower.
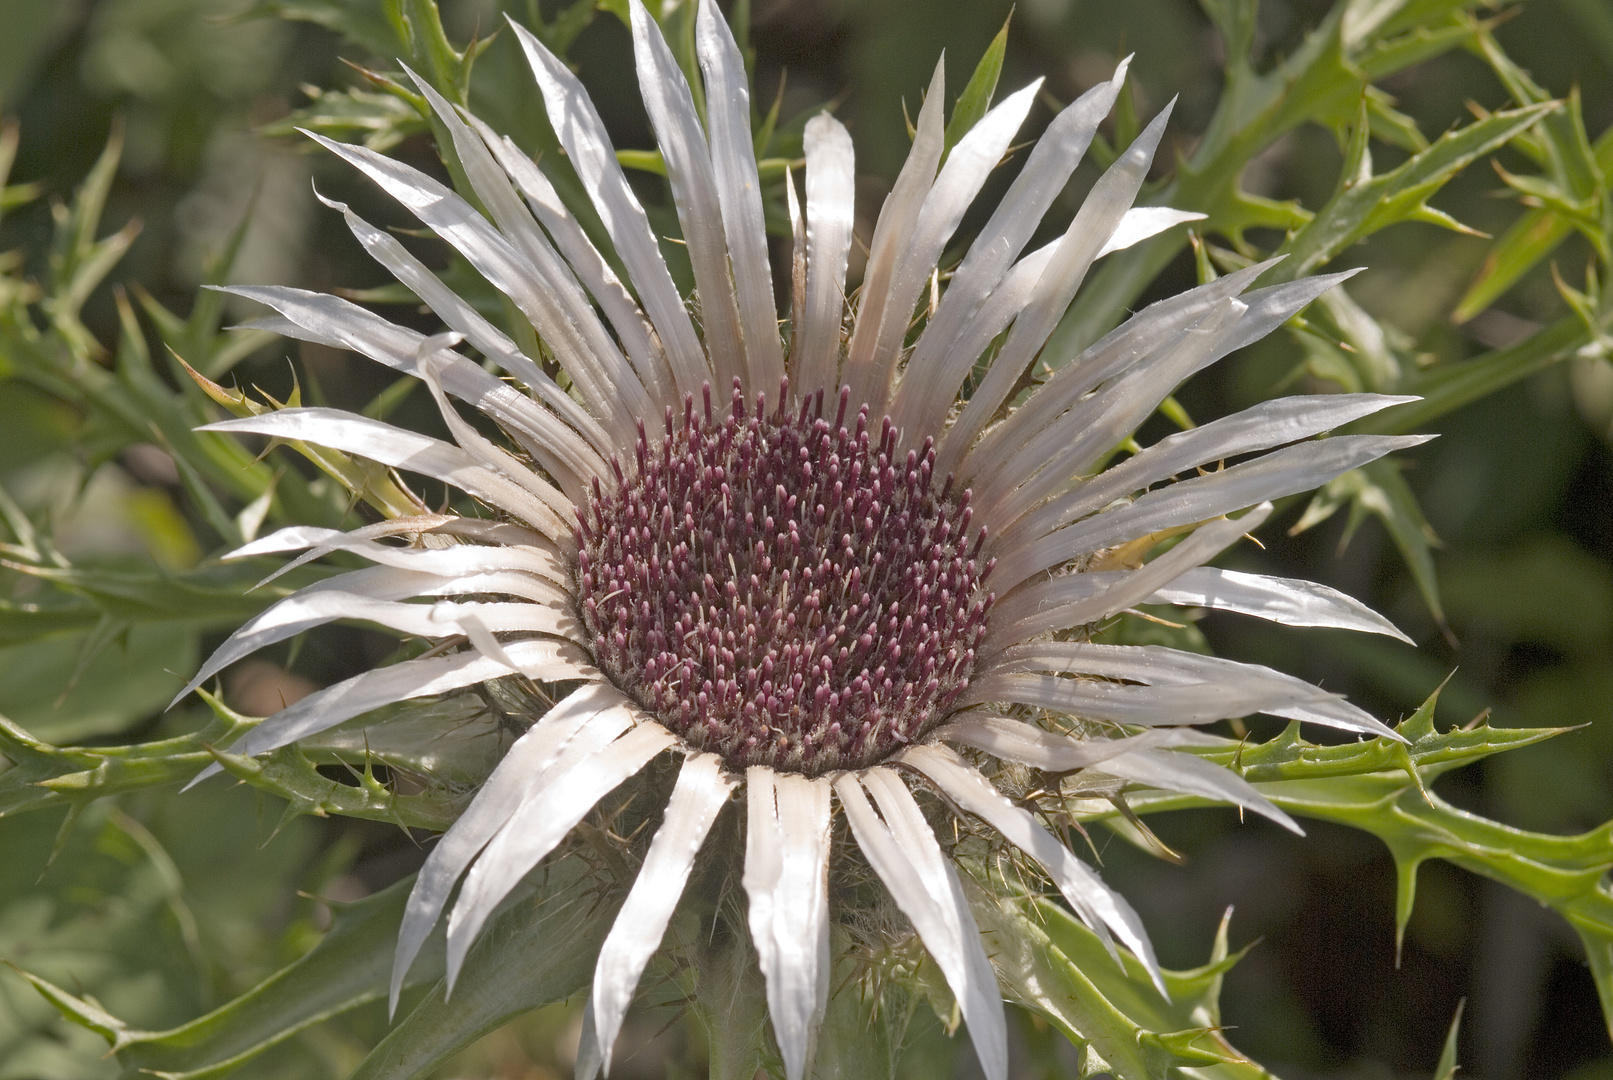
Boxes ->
[181,2,1429,1078]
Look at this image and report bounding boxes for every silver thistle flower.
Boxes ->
[182,3,1426,1077]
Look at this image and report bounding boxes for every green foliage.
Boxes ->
[0,622,198,743]
[942,14,1009,156]
[7,824,611,1080]
[345,855,616,1080]
[0,696,260,821]
[971,887,1263,1080]
[1432,1002,1464,1080]
[204,735,466,834]
[1291,457,1447,626]
[22,682,1586,1079]
[1028,0,1613,624]
[1,0,1611,1076]
[1070,689,1613,1041]
[1271,98,1557,282]
[0,790,326,1080]
[18,876,445,1080]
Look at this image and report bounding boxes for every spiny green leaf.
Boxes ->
[1200,0,1259,66]
[132,200,280,384]
[1353,311,1598,435]
[1492,163,1601,224]
[1276,100,1558,280]
[1474,27,1601,199]
[0,698,264,819]
[50,612,129,709]
[1186,682,1569,793]
[1577,916,1613,1046]
[1,279,283,510]
[182,356,425,519]
[1046,7,1358,354]
[1365,86,1429,152]
[299,693,509,788]
[17,876,446,1079]
[34,124,139,362]
[1310,281,1413,391]
[1454,211,1576,325]
[0,714,102,818]
[0,478,41,558]
[1352,19,1477,81]
[968,886,1167,1080]
[10,966,131,1048]
[163,426,246,547]
[967,873,1268,1080]
[1075,728,1613,1039]
[1290,458,1445,624]
[1369,0,1504,44]
[1049,1,1522,357]
[943,14,1009,155]
[262,82,426,152]
[1281,780,1613,1014]
[1351,458,1443,623]
[1554,263,1613,354]
[752,69,786,161]
[1433,1000,1464,1080]
[53,122,122,271]
[205,738,466,833]
[46,218,141,356]
[394,0,469,102]
[1455,120,1613,323]
[1033,899,1251,1040]
[0,119,42,230]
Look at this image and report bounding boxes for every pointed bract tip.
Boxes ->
[1123,100,1175,161]
[310,183,350,215]
[1315,265,1367,288]
[576,1000,606,1080]
[180,761,221,792]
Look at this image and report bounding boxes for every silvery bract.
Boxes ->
[182,3,1425,1077]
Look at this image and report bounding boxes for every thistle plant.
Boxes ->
[1,1,1611,1078]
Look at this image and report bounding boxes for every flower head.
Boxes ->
[183,3,1425,1077]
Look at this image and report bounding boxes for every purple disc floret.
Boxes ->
[579,379,995,775]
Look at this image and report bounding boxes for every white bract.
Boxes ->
[185,3,1424,1077]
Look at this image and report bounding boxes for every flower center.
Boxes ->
[577,382,993,776]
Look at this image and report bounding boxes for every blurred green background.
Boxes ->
[1,0,1611,1077]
